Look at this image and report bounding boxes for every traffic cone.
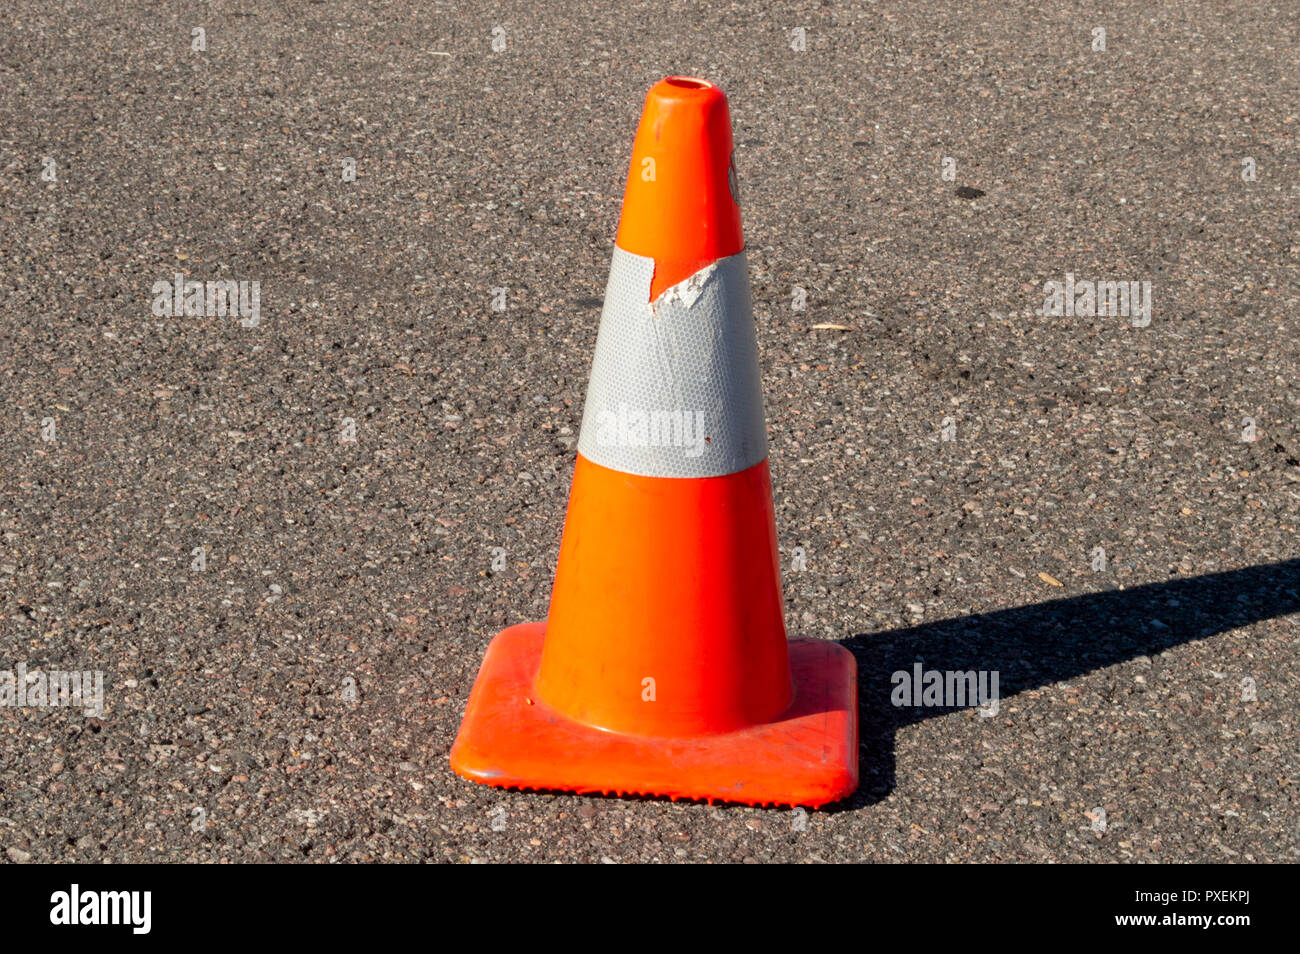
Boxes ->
[449,77,858,807]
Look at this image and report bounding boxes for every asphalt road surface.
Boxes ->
[1,1,1297,862]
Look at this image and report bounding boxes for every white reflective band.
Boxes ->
[577,247,769,479]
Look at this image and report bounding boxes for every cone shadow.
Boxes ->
[834,558,1300,810]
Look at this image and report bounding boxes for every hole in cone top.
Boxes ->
[615,77,744,300]
[664,76,712,89]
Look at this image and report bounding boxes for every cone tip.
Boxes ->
[617,76,743,299]
[651,75,720,97]
[642,76,729,120]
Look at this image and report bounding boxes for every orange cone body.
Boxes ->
[450,78,858,807]
[614,76,744,299]
[537,455,791,737]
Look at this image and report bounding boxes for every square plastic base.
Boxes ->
[449,623,858,808]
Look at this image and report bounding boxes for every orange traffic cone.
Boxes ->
[450,77,858,807]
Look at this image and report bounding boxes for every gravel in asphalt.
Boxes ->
[0,0,1296,861]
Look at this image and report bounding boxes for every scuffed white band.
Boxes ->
[577,247,769,479]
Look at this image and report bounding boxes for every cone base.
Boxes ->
[450,623,859,808]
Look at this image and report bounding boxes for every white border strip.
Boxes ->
[577,248,769,479]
